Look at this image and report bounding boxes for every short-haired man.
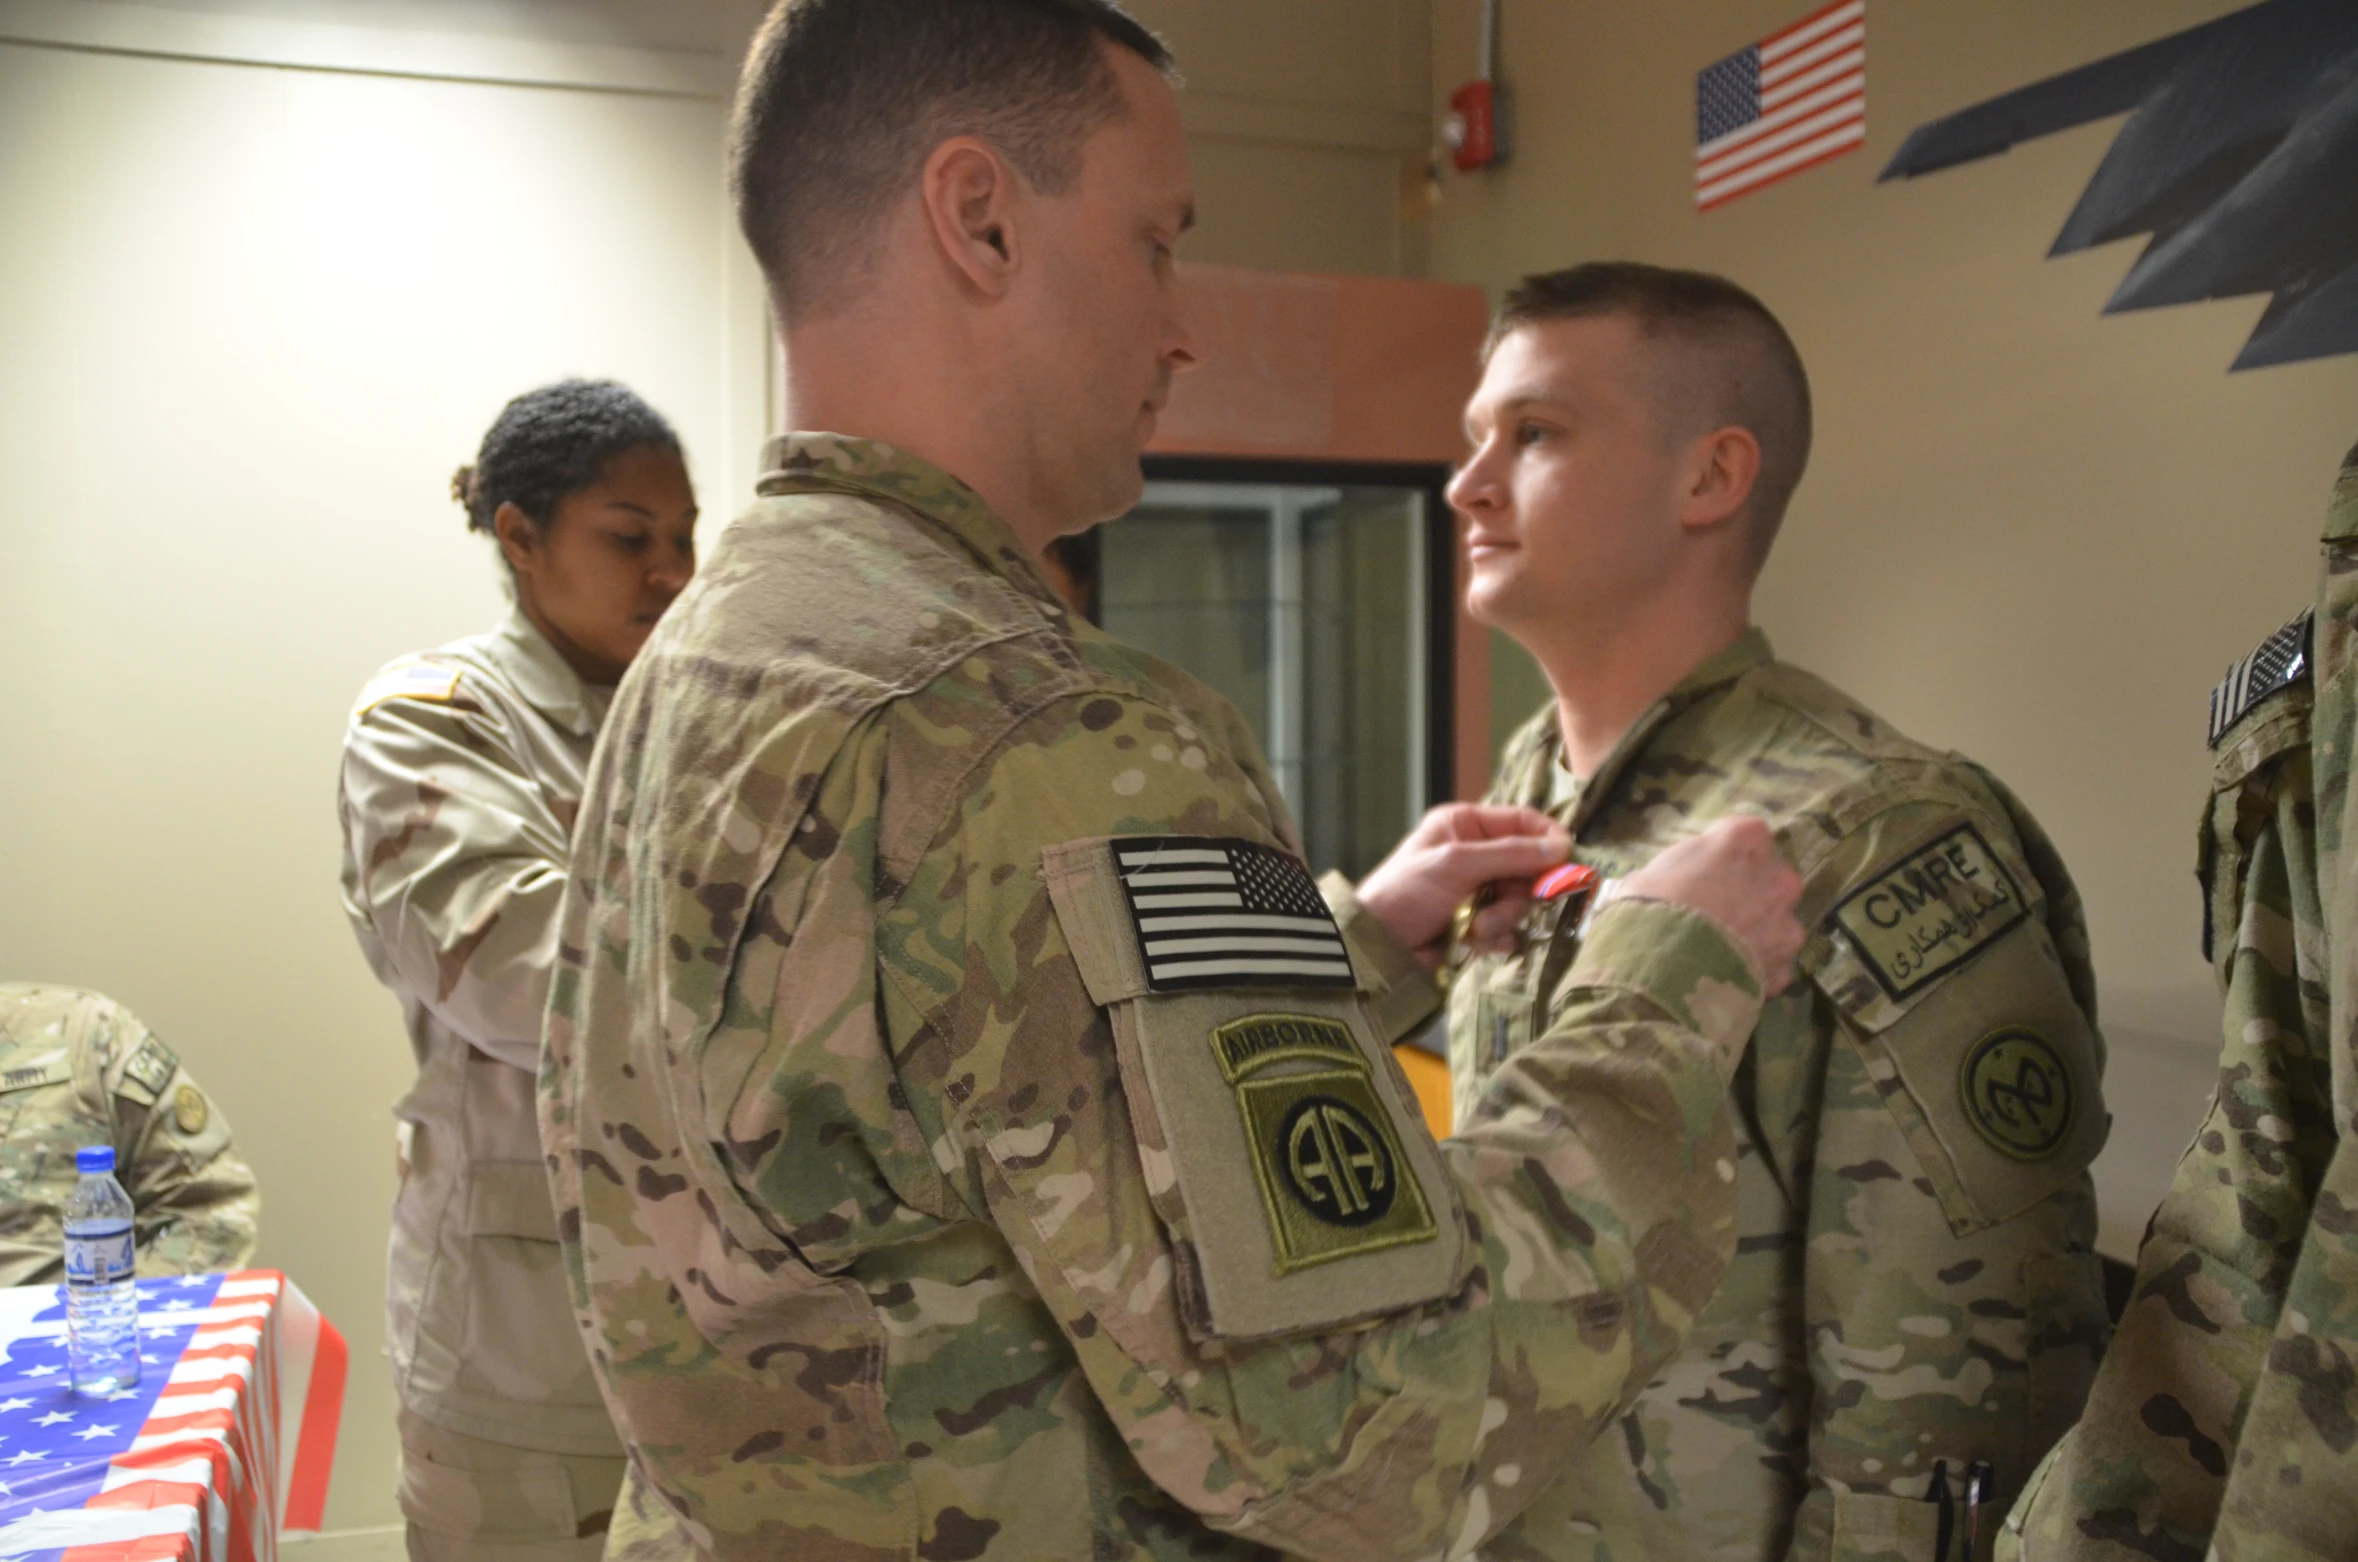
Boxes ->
[540,6,1807,1560]
[1443,263,2114,1560]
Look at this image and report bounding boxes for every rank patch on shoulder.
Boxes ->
[118,1036,179,1105]
[355,661,462,718]
[1831,823,2027,1000]
[2207,611,2311,749]
[1114,837,1356,992]
[1959,1027,2074,1160]
[1217,1014,1436,1271]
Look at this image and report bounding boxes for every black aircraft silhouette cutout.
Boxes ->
[1879,0,2358,371]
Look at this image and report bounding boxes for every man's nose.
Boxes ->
[1445,452,1497,515]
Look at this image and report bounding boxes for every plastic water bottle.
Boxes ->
[63,1145,139,1395]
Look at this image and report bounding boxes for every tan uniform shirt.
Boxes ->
[1451,635,2112,1562]
[338,610,619,1456]
[0,983,258,1286]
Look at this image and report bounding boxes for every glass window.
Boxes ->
[1095,465,1452,880]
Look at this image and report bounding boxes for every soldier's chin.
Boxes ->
[1462,566,1519,629]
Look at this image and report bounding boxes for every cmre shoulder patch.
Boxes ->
[117,1035,179,1106]
[1830,822,2028,1000]
[1114,837,1356,992]
[2208,611,2311,749]
[1958,1027,2074,1160]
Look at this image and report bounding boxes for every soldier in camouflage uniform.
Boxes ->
[0,982,257,1286]
[2000,443,2358,1561]
[539,5,1813,1559]
[1442,265,2113,1561]
[338,381,696,1562]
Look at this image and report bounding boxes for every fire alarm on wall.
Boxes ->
[1442,0,1508,172]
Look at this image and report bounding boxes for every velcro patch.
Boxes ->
[2207,611,2311,749]
[117,1035,179,1106]
[1831,823,2027,1000]
[1217,1015,1437,1272]
[1958,1027,2074,1160]
[355,661,462,718]
[1114,837,1356,992]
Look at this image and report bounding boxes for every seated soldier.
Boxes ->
[0,983,259,1285]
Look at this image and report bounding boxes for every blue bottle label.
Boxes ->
[65,1222,134,1285]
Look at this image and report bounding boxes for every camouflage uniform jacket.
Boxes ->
[1451,635,2112,1562]
[2003,444,2358,1562]
[0,983,258,1286]
[338,610,620,1456]
[539,434,1779,1562]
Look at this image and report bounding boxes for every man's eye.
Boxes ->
[608,533,650,552]
[1513,423,1548,447]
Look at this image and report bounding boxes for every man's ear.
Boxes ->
[1678,426,1762,536]
[920,137,1023,299]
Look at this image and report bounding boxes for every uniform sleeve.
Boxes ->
[2003,740,2332,1562]
[339,681,573,1073]
[1790,796,2111,1562]
[888,694,1765,1561]
[88,1004,260,1276]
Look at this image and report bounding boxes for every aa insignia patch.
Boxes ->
[1215,1014,1436,1271]
[1959,1027,2074,1160]
[118,1036,179,1105]
[173,1084,209,1135]
[1831,823,2027,999]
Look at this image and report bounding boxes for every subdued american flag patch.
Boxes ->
[1113,837,1357,993]
[2208,611,2311,748]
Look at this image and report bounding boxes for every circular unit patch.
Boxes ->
[1958,1027,2073,1160]
[173,1083,209,1135]
[1278,1094,1398,1228]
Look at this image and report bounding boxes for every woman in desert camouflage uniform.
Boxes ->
[337,381,695,1562]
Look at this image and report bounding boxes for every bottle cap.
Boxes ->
[75,1145,116,1175]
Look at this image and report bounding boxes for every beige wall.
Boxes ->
[1425,0,2358,1254]
[0,0,1426,1548]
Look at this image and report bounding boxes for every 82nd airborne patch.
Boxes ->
[1213,1014,1436,1272]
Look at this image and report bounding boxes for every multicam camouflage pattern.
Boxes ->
[540,434,1775,1562]
[1450,635,2111,1562]
[2004,442,2358,1562]
[337,611,623,1463]
[0,983,257,1286]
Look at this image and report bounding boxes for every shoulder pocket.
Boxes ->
[1807,816,2107,1236]
[1040,836,1467,1342]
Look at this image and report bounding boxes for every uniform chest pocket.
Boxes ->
[1041,835,1469,1343]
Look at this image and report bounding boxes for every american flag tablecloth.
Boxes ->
[0,1273,346,1562]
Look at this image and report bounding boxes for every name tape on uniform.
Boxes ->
[1113,837,1357,993]
[1831,823,2027,1000]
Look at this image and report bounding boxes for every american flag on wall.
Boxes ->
[1696,0,1867,212]
[0,1272,346,1562]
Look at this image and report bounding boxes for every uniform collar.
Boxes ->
[756,433,1067,616]
[482,609,606,738]
[1538,627,1774,829]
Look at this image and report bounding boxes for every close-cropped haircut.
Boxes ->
[730,0,1172,320]
[1492,262,1813,568]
